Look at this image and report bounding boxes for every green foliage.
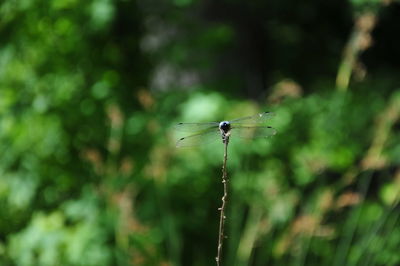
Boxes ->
[1,0,400,265]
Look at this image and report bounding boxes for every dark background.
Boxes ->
[1,0,400,265]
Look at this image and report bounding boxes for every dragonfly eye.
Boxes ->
[219,121,231,132]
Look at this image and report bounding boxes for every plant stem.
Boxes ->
[335,12,376,91]
[216,138,229,265]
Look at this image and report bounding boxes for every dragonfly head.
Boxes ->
[219,121,231,133]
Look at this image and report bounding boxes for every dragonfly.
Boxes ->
[175,112,276,147]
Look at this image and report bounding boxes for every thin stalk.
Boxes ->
[332,172,372,266]
[236,205,262,266]
[216,138,229,265]
[335,13,376,91]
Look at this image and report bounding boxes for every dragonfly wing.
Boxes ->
[229,112,275,124]
[175,122,219,132]
[176,128,221,147]
[231,126,277,139]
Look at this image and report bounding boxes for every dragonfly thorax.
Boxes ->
[219,121,231,133]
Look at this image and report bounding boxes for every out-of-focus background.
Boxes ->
[1,0,400,265]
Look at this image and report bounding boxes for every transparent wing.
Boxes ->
[176,128,221,147]
[229,112,275,125]
[231,126,277,139]
[175,122,219,132]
